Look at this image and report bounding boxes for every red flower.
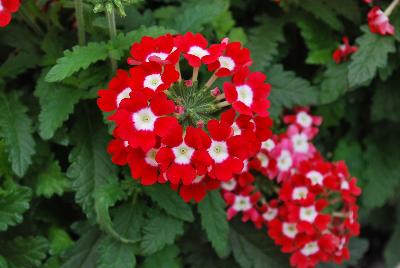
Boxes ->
[206,41,252,77]
[0,0,20,27]
[172,175,220,202]
[367,7,395,36]
[332,37,358,64]
[128,146,163,185]
[268,219,305,253]
[112,92,179,152]
[175,32,216,67]
[283,108,322,130]
[156,125,212,185]
[223,68,270,116]
[130,62,179,97]
[206,119,245,181]
[290,235,334,268]
[128,34,180,65]
[224,186,261,223]
[107,138,130,166]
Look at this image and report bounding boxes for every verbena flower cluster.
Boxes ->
[221,108,361,268]
[0,0,20,27]
[97,34,361,268]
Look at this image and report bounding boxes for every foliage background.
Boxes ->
[0,0,399,267]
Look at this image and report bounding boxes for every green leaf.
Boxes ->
[371,76,400,123]
[61,228,103,268]
[334,139,364,178]
[248,17,284,71]
[0,184,31,231]
[97,237,136,268]
[362,131,400,208]
[322,0,361,24]
[174,0,227,33]
[45,42,109,82]
[67,107,117,218]
[0,91,35,177]
[144,184,194,222]
[266,64,319,118]
[0,256,8,268]
[35,160,70,198]
[112,202,145,242]
[34,73,83,140]
[0,51,40,79]
[348,28,395,88]
[300,0,343,31]
[1,236,48,268]
[141,211,184,255]
[198,191,229,257]
[48,227,73,256]
[230,221,290,268]
[320,62,349,104]
[142,245,180,268]
[384,205,400,267]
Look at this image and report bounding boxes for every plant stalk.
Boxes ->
[19,4,44,36]
[74,0,86,45]
[384,0,400,16]
[106,7,117,73]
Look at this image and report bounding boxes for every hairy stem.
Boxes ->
[74,0,86,45]
[106,7,117,73]
[192,67,199,82]
[216,100,230,108]
[176,62,182,82]
[384,0,400,16]
[205,73,218,89]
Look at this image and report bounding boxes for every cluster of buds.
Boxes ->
[221,109,361,268]
[0,0,20,27]
[97,33,273,202]
[332,37,358,64]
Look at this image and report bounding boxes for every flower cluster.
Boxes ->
[98,33,272,202]
[0,0,20,27]
[221,109,361,268]
[332,37,358,64]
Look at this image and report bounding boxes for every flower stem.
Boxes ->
[205,73,218,89]
[176,62,182,82]
[384,0,400,16]
[215,93,225,101]
[74,0,86,45]
[216,100,230,108]
[106,7,117,73]
[192,67,199,82]
[19,4,44,36]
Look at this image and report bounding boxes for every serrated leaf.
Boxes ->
[45,42,109,82]
[67,107,117,219]
[362,131,400,208]
[320,62,349,104]
[334,139,364,179]
[248,17,284,71]
[230,221,290,268]
[142,245,180,268]
[97,237,136,268]
[35,160,70,198]
[0,51,40,79]
[348,27,395,88]
[0,91,35,177]
[2,236,48,268]
[0,184,31,231]
[48,227,73,256]
[112,202,145,242]
[34,73,83,140]
[266,64,319,118]
[322,0,361,24]
[61,228,103,268]
[141,211,184,255]
[371,76,400,123]
[144,184,194,222]
[174,0,227,33]
[300,0,343,31]
[198,191,229,257]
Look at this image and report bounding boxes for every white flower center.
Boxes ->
[300,241,319,256]
[0,1,4,12]
[277,150,292,171]
[241,160,249,173]
[192,175,205,184]
[233,195,252,211]
[256,152,269,168]
[300,205,317,223]
[235,85,253,107]
[306,170,324,186]
[208,140,229,163]
[292,186,308,200]
[341,180,350,190]
[296,111,312,128]
[123,141,129,147]
[188,46,209,59]
[231,122,241,136]
[132,108,157,131]
[291,133,309,153]
[172,142,195,165]
[218,56,235,71]
[261,139,275,152]
[263,208,278,221]
[282,223,298,238]
[116,87,132,107]
[221,179,237,191]
[145,148,158,167]
[143,74,163,91]
[146,52,169,61]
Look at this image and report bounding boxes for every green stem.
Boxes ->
[74,0,86,45]
[106,7,117,73]
[19,4,44,36]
